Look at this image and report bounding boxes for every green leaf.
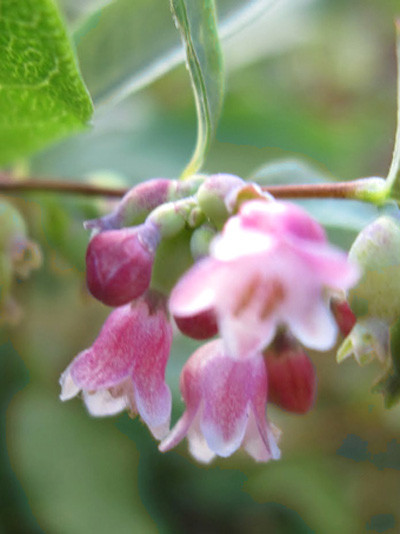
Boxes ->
[0,0,93,166]
[386,20,400,201]
[171,0,224,177]
[73,0,275,109]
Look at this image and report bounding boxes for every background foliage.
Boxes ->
[2,0,400,532]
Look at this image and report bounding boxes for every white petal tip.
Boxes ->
[59,370,80,401]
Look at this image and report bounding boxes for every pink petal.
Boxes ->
[159,408,197,453]
[288,299,338,351]
[242,410,281,462]
[69,303,148,390]
[169,258,223,317]
[187,409,216,463]
[199,353,263,457]
[131,310,173,438]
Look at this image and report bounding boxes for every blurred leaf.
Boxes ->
[171,0,224,176]
[246,457,362,534]
[57,0,114,27]
[8,386,157,534]
[0,0,93,166]
[74,0,276,109]
[40,196,98,272]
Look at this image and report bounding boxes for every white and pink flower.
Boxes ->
[159,339,281,463]
[60,292,172,439]
[170,200,358,358]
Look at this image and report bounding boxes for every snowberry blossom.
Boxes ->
[86,221,160,307]
[170,200,358,359]
[159,339,281,463]
[60,292,172,439]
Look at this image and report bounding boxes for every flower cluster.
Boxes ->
[60,174,357,463]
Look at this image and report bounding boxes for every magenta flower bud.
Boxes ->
[60,292,173,439]
[159,339,281,462]
[174,309,218,340]
[86,222,160,307]
[330,297,356,337]
[265,333,316,414]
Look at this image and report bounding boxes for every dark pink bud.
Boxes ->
[265,333,316,414]
[331,298,356,337]
[174,308,218,340]
[86,222,160,307]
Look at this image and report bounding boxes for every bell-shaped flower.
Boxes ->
[264,332,316,414]
[159,339,281,463]
[170,200,358,359]
[60,292,173,439]
[86,221,160,307]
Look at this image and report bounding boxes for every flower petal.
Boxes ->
[83,389,128,417]
[169,258,223,317]
[288,298,338,351]
[131,310,173,438]
[242,410,280,462]
[59,368,80,401]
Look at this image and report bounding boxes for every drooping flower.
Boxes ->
[264,332,316,414]
[86,221,160,307]
[60,292,173,439]
[159,339,281,463]
[170,200,358,358]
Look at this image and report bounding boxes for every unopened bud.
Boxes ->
[264,333,316,414]
[196,174,245,228]
[331,297,356,337]
[174,308,218,340]
[86,222,160,307]
[348,216,400,323]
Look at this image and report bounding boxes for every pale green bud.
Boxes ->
[348,216,400,323]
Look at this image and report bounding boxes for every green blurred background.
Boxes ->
[2,0,400,532]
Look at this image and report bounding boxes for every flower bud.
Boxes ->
[264,333,316,414]
[174,308,218,340]
[331,297,356,337]
[348,216,400,323]
[85,175,206,233]
[86,222,160,307]
[196,174,245,228]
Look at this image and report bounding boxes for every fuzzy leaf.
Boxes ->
[0,0,93,165]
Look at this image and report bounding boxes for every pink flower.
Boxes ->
[170,200,358,359]
[60,293,172,439]
[159,340,281,463]
[265,333,316,414]
[86,221,160,307]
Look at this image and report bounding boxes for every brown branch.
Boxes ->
[262,180,362,199]
[0,174,126,197]
[0,174,371,200]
